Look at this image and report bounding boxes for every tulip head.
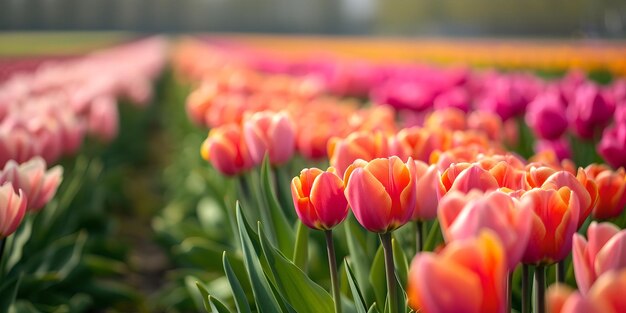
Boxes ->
[412,160,445,221]
[521,187,581,264]
[598,122,626,170]
[407,231,506,313]
[201,124,253,176]
[344,156,416,233]
[584,164,626,219]
[0,182,27,238]
[0,157,63,212]
[573,222,626,294]
[291,167,349,230]
[328,131,389,177]
[243,111,295,166]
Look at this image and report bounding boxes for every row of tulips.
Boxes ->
[0,37,168,312]
[177,39,626,169]
[174,38,626,313]
[0,36,167,166]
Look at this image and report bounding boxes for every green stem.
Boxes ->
[0,237,6,278]
[379,232,398,313]
[415,220,423,253]
[325,230,342,313]
[556,261,565,283]
[535,265,546,313]
[522,264,529,313]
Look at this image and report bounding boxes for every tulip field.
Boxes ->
[1,34,626,313]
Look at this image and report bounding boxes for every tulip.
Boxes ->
[201,124,253,176]
[467,111,503,142]
[535,138,572,162]
[407,231,506,313]
[568,83,615,140]
[584,164,626,219]
[547,270,626,313]
[328,131,389,177]
[243,111,296,165]
[572,222,626,294]
[0,157,63,212]
[520,187,580,264]
[412,160,445,221]
[598,122,626,169]
[439,190,532,270]
[87,96,119,142]
[388,127,450,163]
[526,93,568,140]
[541,169,598,228]
[185,83,216,126]
[0,182,27,238]
[423,108,466,132]
[344,156,416,233]
[441,163,500,194]
[291,167,348,313]
[433,87,470,113]
[291,167,349,230]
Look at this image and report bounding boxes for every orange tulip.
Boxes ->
[407,231,506,313]
[520,187,581,264]
[547,270,626,313]
[441,163,499,194]
[412,160,445,220]
[584,164,626,219]
[344,156,416,233]
[328,131,389,177]
[389,127,451,163]
[424,108,467,132]
[291,167,349,230]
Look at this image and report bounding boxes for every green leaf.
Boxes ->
[345,217,374,304]
[195,281,211,312]
[367,303,380,313]
[5,216,32,272]
[258,222,334,313]
[292,221,309,271]
[174,237,230,270]
[223,252,252,313]
[369,245,386,312]
[345,260,368,313]
[209,296,232,313]
[392,238,409,292]
[0,273,22,312]
[235,203,283,313]
[423,220,442,252]
[260,156,295,257]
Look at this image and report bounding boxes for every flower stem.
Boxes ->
[379,232,398,313]
[325,230,342,313]
[507,271,513,313]
[535,265,546,313]
[415,220,423,253]
[522,264,529,313]
[556,261,565,283]
[0,237,6,277]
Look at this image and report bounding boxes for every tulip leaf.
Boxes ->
[223,252,252,313]
[195,281,212,312]
[257,222,334,313]
[423,220,442,252]
[260,156,295,257]
[345,260,368,313]
[0,273,22,312]
[345,217,374,304]
[369,245,386,312]
[367,303,380,313]
[5,215,33,272]
[208,295,232,313]
[292,221,309,271]
[392,239,409,292]
[235,203,283,313]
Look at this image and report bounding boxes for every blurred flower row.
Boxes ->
[177,38,626,313]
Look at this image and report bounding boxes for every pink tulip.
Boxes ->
[433,87,470,113]
[568,83,615,140]
[573,222,626,294]
[407,231,506,313]
[0,182,27,238]
[439,190,532,269]
[344,156,416,233]
[87,96,119,142]
[548,270,626,313]
[412,160,445,221]
[243,111,295,165]
[526,93,568,140]
[291,167,348,230]
[598,122,626,169]
[0,157,63,212]
[441,163,500,194]
[328,131,389,177]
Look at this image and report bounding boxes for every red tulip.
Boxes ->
[201,124,253,176]
[344,156,416,233]
[291,167,349,230]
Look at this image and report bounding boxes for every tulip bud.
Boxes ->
[584,164,626,219]
[0,182,27,238]
[0,157,63,212]
[291,167,348,230]
[243,111,296,166]
[328,131,389,177]
[201,124,253,176]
